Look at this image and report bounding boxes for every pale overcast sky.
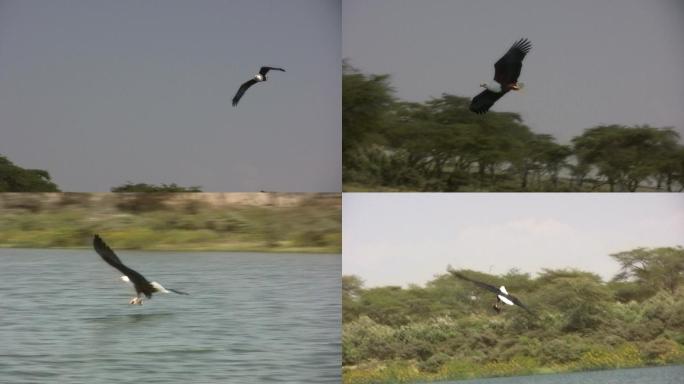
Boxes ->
[343,0,684,143]
[0,0,340,192]
[343,193,684,287]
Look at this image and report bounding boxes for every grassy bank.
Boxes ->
[343,337,683,384]
[0,193,341,253]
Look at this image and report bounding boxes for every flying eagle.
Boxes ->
[469,38,532,114]
[448,267,533,314]
[232,66,286,106]
[93,234,189,305]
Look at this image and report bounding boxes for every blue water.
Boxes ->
[432,365,684,384]
[0,248,341,383]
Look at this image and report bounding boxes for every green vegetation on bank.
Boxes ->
[0,193,340,253]
[342,62,684,192]
[342,247,684,383]
[111,182,203,192]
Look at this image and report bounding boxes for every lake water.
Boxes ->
[433,365,684,384]
[0,248,340,383]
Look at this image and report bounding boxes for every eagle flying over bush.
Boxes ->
[470,38,532,114]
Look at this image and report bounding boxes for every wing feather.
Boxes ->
[505,293,534,315]
[232,79,258,106]
[469,89,508,114]
[493,38,532,85]
[259,66,286,76]
[449,270,502,295]
[93,235,153,297]
[449,267,534,315]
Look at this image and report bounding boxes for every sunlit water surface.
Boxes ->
[0,249,340,383]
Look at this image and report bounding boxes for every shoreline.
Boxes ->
[0,245,340,254]
[342,360,684,384]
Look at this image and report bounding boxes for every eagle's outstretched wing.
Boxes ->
[448,266,534,315]
[448,268,501,295]
[469,89,508,114]
[93,234,154,297]
[506,293,534,315]
[493,38,532,86]
[259,66,285,76]
[232,79,259,106]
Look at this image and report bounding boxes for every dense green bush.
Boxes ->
[343,250,684,383]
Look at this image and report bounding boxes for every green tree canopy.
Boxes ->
[611,247,684,295]
[342,64,684,192]
[572,125,681,191]
[0,155,60,192]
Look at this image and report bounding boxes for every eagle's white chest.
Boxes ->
[485,82,502,93]
[498,286,514,306]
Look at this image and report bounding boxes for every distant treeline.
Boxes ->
[342,247,684,383]
[0,152,206,192]
[343,63,684,192]
[0,193,341,253]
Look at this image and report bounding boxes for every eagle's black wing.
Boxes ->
[503,293,534,315]
[450,267,535,315]
[93,235,154,297]
[469,88,508,114]
[167,288,190,295]
[449,270,502,295]
[494,38,531,86]
[259,66,285,76]
[232,79,258,106]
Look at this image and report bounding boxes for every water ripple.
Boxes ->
[0,249,341,384]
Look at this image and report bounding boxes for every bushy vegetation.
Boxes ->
[0,155,60,192]
[342,63,684,192]
[0,193,340,253]
[111,182,202,192]
[342,247,684,383]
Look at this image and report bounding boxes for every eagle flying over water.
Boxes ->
[93,234,188,305]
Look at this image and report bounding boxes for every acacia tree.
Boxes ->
[572,125,680,191]
[343,65,684,192]
[514,134,571,190]
[342,61,395,185]
[0,155,60,192]
[611,247,684,295]
[653,145,684,192]
[384,94,538,191]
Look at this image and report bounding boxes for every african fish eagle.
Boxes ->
[470,38,532,114]
[448,267,533,314]
[93,234,189,305]
[232,66,286,106]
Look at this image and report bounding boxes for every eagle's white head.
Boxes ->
[254,74,265,82]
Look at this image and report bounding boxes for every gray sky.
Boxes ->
[0,0,340,192]
[343,193,684,287]
[343,0,684,143]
